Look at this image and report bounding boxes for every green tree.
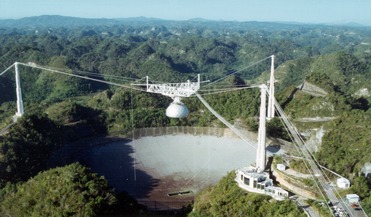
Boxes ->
[0,163,116,217]
[349,176,371,216]
[224,74,246,87]
[267,117,290,140]
[336,52,369,76]
[0,113,62,184]
[350,176,370,199]
[316,110,370,177]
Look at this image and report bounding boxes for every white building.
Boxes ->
[235,166,288,200]
[277,164,286,171]
[346,194,359,204]
[336,177,350,189]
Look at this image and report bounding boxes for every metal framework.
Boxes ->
[145,75,200,98]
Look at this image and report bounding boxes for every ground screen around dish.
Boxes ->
[82,133,278,209]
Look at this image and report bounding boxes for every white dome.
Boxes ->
[166,102,189,118]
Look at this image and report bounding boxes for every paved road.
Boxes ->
[301,142,368,217]
[295,197,320,217]
[0,123,14,136]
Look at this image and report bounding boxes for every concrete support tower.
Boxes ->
[267,55,275,119]
[256,84,267,173]
[14,62,24,118]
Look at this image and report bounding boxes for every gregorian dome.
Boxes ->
[166,101,189,118]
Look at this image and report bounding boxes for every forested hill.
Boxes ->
[0,16,369,81]
[0,17,370,216]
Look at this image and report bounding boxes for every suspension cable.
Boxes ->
[273,98,336,215]
[276,108,331,206]
[204,56,271,87]
[16,62,146,92]
[198,86,259,96]
[196,93,257,149]
[41,64,140,82]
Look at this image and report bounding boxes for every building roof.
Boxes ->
[237,167,270,179]
[346,194,359,199]
[337,177,350,183]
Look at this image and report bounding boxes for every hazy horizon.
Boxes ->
[0,0,370,26]
[0,14,370,28]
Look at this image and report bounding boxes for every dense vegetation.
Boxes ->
[0,16,370,216]
[0,108,107,185]
[0,163,117,216]
[0,113,62,184]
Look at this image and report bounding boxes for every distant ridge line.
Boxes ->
[0,15,369,28]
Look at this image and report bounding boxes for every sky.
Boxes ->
[0,0,370,26]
